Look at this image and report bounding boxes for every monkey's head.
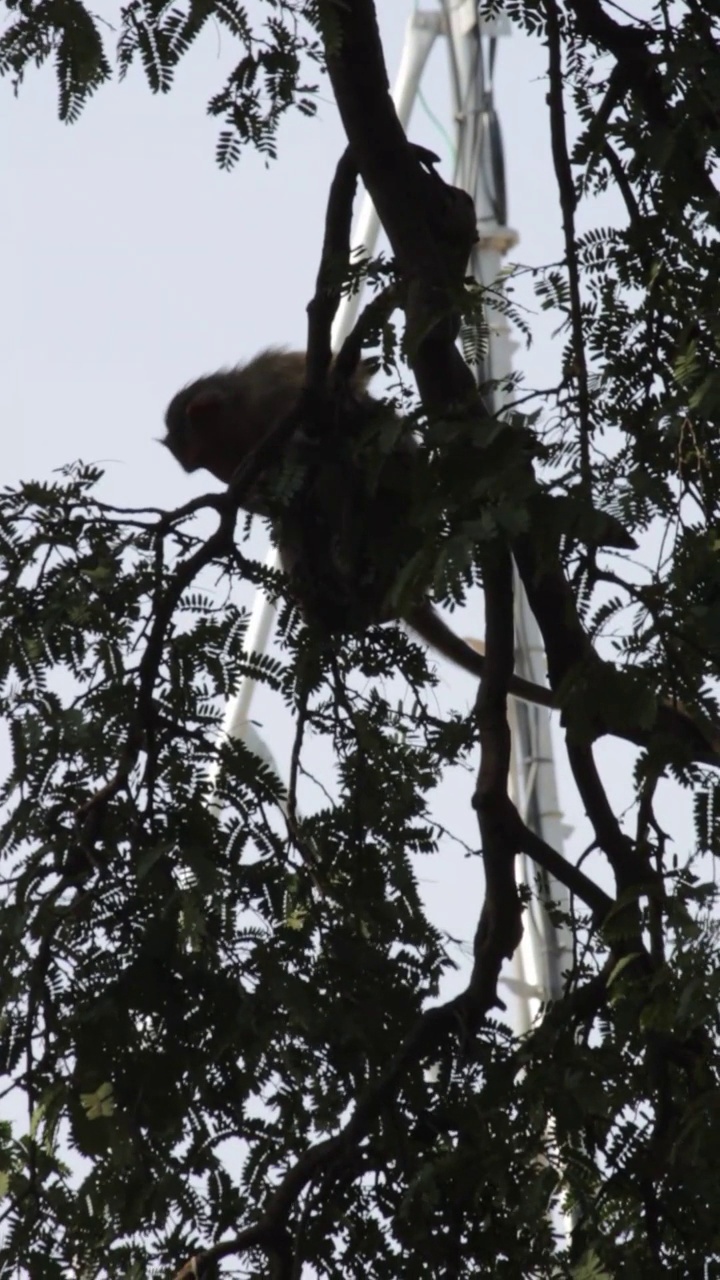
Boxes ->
[162,350,312,489]
[162,375,247,485]
[162,348,378,498]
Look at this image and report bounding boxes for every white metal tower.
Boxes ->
[213,0,573,1031]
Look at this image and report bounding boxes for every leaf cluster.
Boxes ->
[3,0,720,1276]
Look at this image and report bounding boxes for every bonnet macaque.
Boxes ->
[162,348,555,709]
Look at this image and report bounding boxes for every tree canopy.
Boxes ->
[1,1,720,1277]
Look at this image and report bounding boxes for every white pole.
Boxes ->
[214,12,442,755]
[442,0,573,1022]
[213,5,573,1031]
[443,18,577,1240]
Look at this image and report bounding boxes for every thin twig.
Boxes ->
[544,0,592,489]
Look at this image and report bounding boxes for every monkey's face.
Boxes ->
[162,404,203,474]
[162,384,241,484]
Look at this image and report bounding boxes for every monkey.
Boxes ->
[162,348,556,710]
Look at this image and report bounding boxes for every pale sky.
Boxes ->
[1,3,692,1003]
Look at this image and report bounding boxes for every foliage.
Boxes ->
[0,464,464,1275]
[1,1,720,1278]
[0,0,321,160]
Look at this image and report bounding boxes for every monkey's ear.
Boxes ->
[186,390,225,432]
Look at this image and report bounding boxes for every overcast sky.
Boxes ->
[0,2,693,1010]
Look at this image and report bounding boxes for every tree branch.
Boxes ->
[512,533,720,766]
[564,0,718,210]
[467,545,523,1032]
[305,146,359,390]
[516,816,613,924]
[566,741,654,893]
[544,0,592,488]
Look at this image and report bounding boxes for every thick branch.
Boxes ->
[467,547,523,1027]
[305,147,359,389]
[322,4,720,770]
[323,0,480,413]
[512,534,720,766]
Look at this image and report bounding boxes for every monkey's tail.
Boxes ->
[405,602,556,710]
